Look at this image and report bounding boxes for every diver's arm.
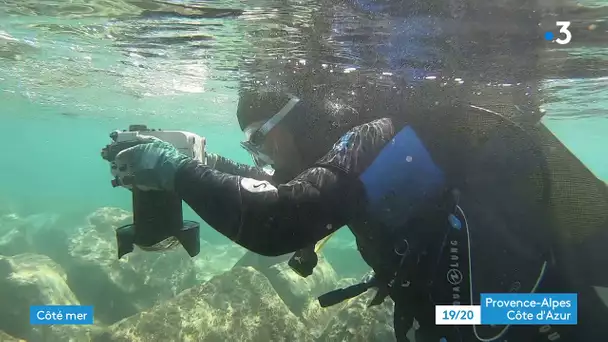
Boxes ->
[174,161,357,256]
[206,153,274,182]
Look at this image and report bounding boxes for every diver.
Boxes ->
[193,136,321,277]
[111,84,608,341]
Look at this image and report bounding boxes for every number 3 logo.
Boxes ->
[556,21,572,45]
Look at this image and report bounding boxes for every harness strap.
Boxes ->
[318,276,379,308]
[389,188,460,290]
[316,189,461,308]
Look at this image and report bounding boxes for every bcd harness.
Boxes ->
[315,122,458,308]
[317,188,464,309]
[316,104,557,342]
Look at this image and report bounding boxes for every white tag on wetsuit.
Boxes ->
[240,178,277,194]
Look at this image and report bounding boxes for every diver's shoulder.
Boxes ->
[348,117,397,142]
[314,118,396,174]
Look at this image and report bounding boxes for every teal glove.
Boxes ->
[114,135,191,191]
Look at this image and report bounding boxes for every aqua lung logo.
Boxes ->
[447,240,462,304]
[447,268,462,285]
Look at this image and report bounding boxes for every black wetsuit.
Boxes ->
[175,112,608,342]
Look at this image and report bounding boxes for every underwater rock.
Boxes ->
[65,207,199,325]
[92,266,314,342]
[259,255,342,337]
[299,295,347,338]
[263,255,338,313]
[336,277,359,288]
[318,290,396,342]
[0,213,68,264]
[86,207,132,236]
[0,330,25,341]
[0,215,32,256]
[0,212,64,258]
[192,239,247,282]
[0,254,98,342]
[232,249,293,276]
[233,250,292,271]
[233,251,358,336]
[0,217,33,256]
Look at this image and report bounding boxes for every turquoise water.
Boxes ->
[0,4,247,237]
[544,115,608,180]
[0,0,606,276]
[1,87,251,244]
[1,4,606,205]
[0,0,607,340]
[2,1,606,239]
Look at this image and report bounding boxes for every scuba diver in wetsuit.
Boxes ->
[112,81,608,341]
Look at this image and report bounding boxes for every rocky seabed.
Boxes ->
[0,207,397,342]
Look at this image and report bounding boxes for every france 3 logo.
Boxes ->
[545,21,572,45]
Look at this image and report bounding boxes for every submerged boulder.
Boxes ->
[256,255,339,312]
[318,289,396,342]
[0,211,74,269]
[193,239,247,282]
[0,254,98,342]
[0,214,32,256]
[233,250,350,337]
[93,266,314,342]
[261,255,341,336]
[65,207,199,325]
[232,250,292,272]
[0,330,25,341]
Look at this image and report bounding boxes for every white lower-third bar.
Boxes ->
[435,305,481,325]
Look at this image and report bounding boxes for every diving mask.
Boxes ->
[240,96,300,167]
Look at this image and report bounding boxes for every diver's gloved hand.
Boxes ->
[114,135,191,191]
[204,152,219,168]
